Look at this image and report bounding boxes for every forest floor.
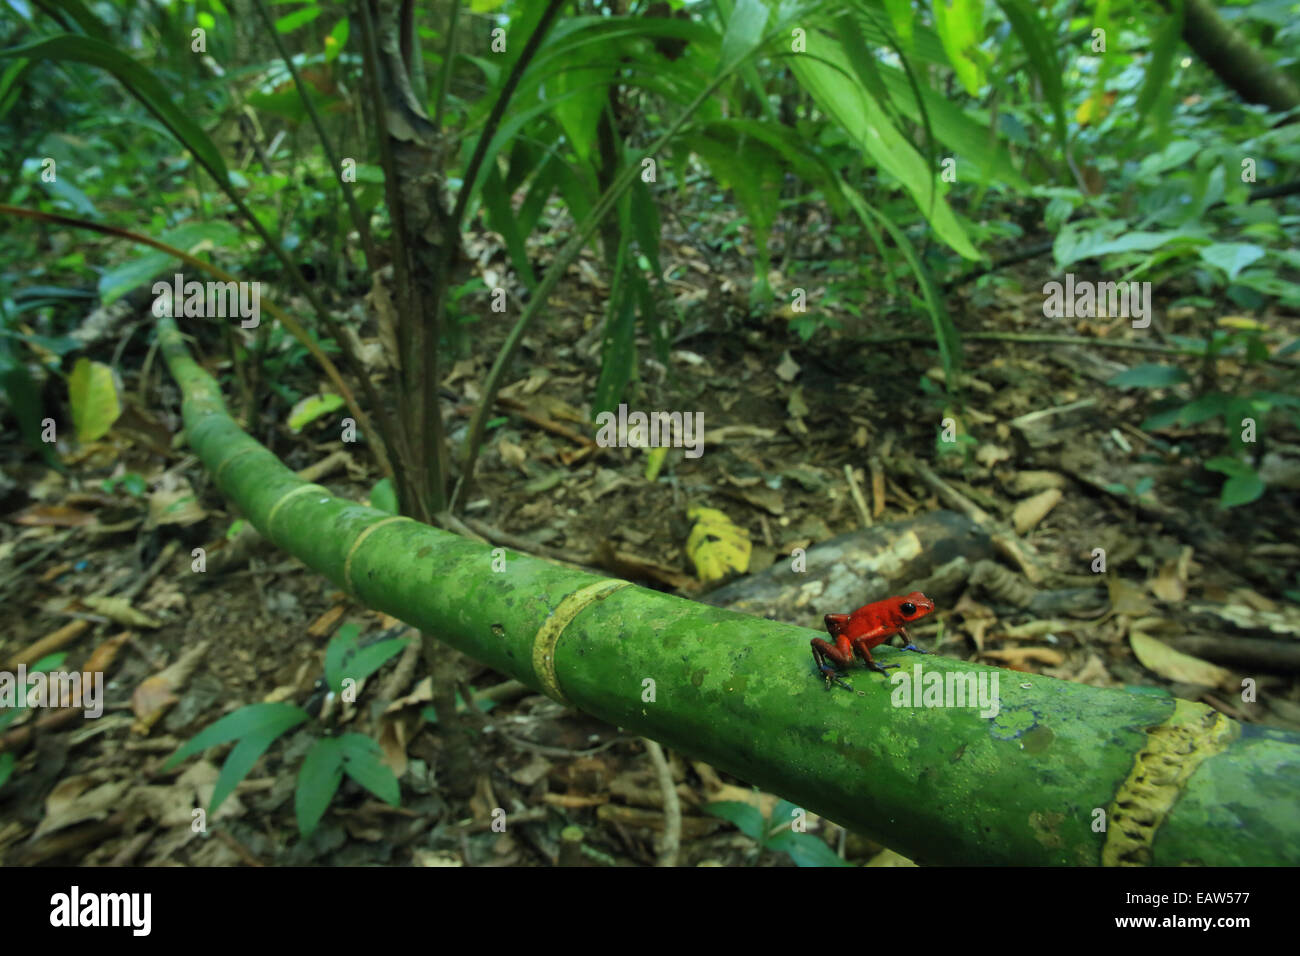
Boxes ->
[3,208,1299,865]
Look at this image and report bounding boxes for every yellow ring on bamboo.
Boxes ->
[1101,699,1238,866]
[344,516,416,595]
[531,579,631,705]
[265,483,330,538]
[214,445,262,485]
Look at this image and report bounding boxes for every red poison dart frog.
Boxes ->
[812,592,935,690]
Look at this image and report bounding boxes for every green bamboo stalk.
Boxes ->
[159,316,1300,865]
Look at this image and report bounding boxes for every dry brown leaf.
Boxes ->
[1130,631,1232,689]
[9,505,96,527]
[981,647,1066,667]
[83,631,133,674]
[498,437,527,474]
[865,848,917,866]
[81,596,161,629]
[1007,470,1067,495]
[786,386,809,419]
[542,792,608,809]
[1150,555,1189,602]
[1230,588,1276,612]
[775,351,800,382]
[1107,577,1155,617]
[1012,488,1062,535]
[146,476,205,528]
[725,484,784,516]
[128,784,199,828]
[32,775,129,841]
[1065,653,1122,687]
[376,711,417,779]
[975,444,1012,467]
[130,641,209,734]
[965,617,993,652]
[412,850,464,866]
[180,760,247,821]
[307,604,346,639]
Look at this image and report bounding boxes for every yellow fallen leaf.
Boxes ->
[685,505,750,584]
[67,358,122,442]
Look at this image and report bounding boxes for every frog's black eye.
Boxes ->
[900,602,916,615]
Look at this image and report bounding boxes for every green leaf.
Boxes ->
[287,393,345,432]
[0,350,56,466]
[629,177,662,278]
[99,251,173,307]
[481,164,537,290]
[933,0,985,96]
[1140,402,1186,431]
[871,57,1028,190]
[703,800,767,841]
[27,653,68,673]
[1177,393,1229,426]
[99,221,241,305]
[882,0,915,49]
[764,829,855,866]
[1136,141,1199,180]
[296,737,344,837]
[1132,12,1180,131]
[0,56,32,121]
[592,249,638,417]
[1106,364,1191,388]
[275,7,322,33]
[1199,243,1266,281]
[719,0,769,73]
[44,0,114,41]
[1220,472,1265,508]
[0,35,229,184]
[67,357,121,442]
[338,733,400,806]
[163,702,310,770]
[0,752,13,790]
[1054,225,1198,268]
[836,180,962,386]
[791,37,979,260]
[369,478,397,514]
[210,725,291,814]
[685,127,781,264]
[994,0,1066,146]
[1205,456,1252,478]
[336,638,407,691]
[324,623,361,694]
[548,56,608,165]
[324,18,349,62]
[42,175,98,217]
[771,799,803,830]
